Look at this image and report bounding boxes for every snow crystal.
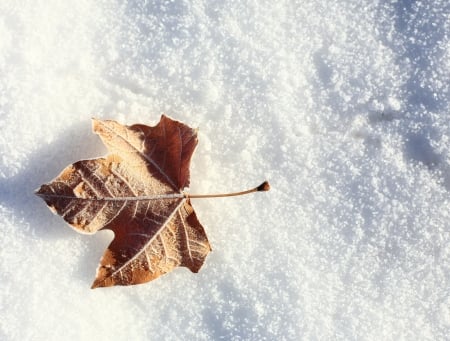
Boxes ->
[1,1,449,340]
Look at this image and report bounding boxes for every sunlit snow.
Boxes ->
[1,1,449,340]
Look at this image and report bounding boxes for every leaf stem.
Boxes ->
[185,181,270,199]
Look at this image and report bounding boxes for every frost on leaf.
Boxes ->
[36,115,211,288]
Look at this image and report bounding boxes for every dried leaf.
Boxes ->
[37,115,211,288]
[36,115,269,288]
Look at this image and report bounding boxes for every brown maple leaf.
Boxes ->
[36,115,269,288]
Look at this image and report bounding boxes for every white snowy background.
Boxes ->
[1,0,449,340]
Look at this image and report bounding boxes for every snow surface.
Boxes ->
[1,0,450,340]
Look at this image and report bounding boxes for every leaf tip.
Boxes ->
[34,185,49,199]
[257,181,270,192]
[91,117,101,130]
[91,277,107,289]
[34,186,42,196]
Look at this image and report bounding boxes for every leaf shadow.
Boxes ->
[0,120,112,284]
[0,121,104,236]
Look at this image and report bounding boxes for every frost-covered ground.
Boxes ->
[1,0,450,340]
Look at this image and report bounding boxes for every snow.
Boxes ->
[1,0,450,339]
